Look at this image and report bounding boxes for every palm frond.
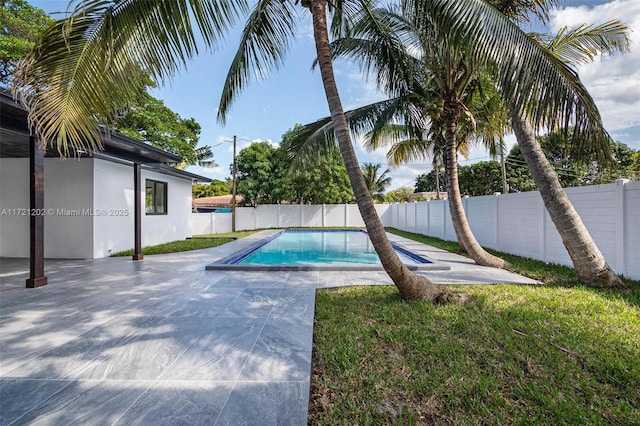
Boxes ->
[13,0,246,156]
[545,20,630,65]
[328,7,422,96]
[490,0,557,24]
[387,138,436,167]
[217,0,299,122]
[407,0,614,162]
[364,123,409,152]
[287,97,408,168]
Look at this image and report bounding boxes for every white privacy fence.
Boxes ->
[192,179,640,279]
[193,204,390,234]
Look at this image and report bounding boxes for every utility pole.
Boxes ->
[232,135,237,232]
[500,137,509,194]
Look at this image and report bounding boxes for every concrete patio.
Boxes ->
[0,232,538,425]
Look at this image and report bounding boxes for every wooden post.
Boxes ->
[26,136,47,288]
[133,162,143,260]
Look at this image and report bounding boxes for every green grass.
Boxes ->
[386,227,628,286]
[109,230,257,256]
[310,229,640,425]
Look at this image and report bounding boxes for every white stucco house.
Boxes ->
[0,91,210,277]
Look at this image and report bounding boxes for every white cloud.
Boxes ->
[387,165,428,191]
[186,165,227,180]
[550,0,640,133]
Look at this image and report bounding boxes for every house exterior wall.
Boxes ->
[0,158,30,257]
[43,158,94,258]
[92,159,135,257]
[140,169,193,247]
[92,160,194,256]
[1,157,194,259]
[0,158,93,258]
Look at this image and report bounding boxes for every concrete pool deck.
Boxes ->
[0,231,538,425]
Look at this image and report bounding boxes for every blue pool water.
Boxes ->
[233,230,430,266]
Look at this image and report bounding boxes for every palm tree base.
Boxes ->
[435,290,472,305]
[398,275,470,304]
[472,254,510,269]
[577,266,628,290]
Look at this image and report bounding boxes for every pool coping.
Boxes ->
[205,229,451,272]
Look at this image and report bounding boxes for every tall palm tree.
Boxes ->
[361,163,392,202]
[12,0,443,301]
[13,0,619,297]
[290,4,511,266]
[508,21,630,288]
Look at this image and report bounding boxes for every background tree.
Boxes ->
[415,139,638,197]
[279,126,354,204]
[361,163,392,202]
[236,128,354,206]
[457,161,504,196]
[385,186,414,203]
[192,179,233,198]
[415,169,446,194]
[0,0,52,86]
[113,85,215,168]
[585,142,639,184]
[1,0,213,167]
[235,141,280,206]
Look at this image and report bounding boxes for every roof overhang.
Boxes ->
[1,91,182,165]
[144,163,212,183]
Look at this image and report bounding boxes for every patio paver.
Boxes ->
[0,232,537,425]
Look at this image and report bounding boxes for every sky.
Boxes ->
[30,0,640,191]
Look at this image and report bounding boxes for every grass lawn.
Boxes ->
[110,231,257,256]
[309,229,640,425]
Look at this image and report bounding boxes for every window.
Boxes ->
[145,179,167,215]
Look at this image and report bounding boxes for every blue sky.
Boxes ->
[31,0,640,190]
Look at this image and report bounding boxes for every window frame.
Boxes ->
[145,179,168,215]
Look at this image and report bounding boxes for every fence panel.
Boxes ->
[466,195,498,249]
[624,181,640,279]
[279,205,302,228]
[301,205,323,227]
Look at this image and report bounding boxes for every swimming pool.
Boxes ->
[206,229,450,271]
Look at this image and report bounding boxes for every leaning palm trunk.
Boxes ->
[310,0,444,301]
[444,114,508,268]
[510,112,626,289]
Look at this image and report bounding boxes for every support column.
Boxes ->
[133,162,143,260]
[26,136,47,288]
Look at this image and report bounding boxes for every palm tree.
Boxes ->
[13,0,444,301]
[361,163,392,202]
[13,0,619,297]
[290,4,511,266]
[507,21,630,288]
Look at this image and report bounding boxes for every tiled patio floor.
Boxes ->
[0,232,537,425]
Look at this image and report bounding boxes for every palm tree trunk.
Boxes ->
[444,115,508,268]
[510,112,626,289]
[310,0,443,301]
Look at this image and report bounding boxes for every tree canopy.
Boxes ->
[2,1,212,166]
[385,186,414,203]
[236,127,354,206]
[415,136,639,196]
[192,179,232,198]
[0,0,52,86]
[361,163,392,203]
[113,86,209,166]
